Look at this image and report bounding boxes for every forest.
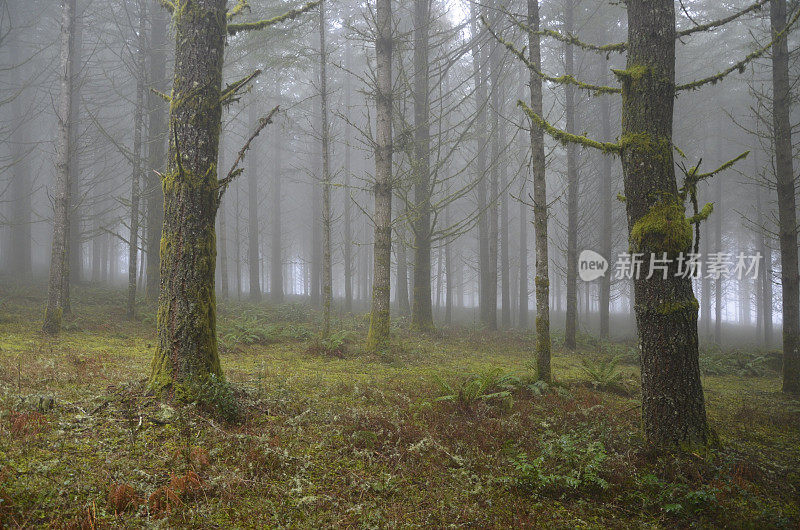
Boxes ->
[0,0,799,527]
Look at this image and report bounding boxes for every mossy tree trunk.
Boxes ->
[43,0,76,335]
[411,0,433,330]
[527,0,551,382]
[149,0,227,395]
[771,0,800,394]
[343,44,353,313]
[367,0,393,351]
[619,0,708,444]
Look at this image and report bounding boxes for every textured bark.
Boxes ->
[247,100,262,302]
[149,0,227,394]
[43,0,76,335]
[621,0,708,444]
[599,56,613,339]
[146,0,168,301]
[411,0,433,330]
[469,0,491,326]
[563,0,578,349]
[270,84,284,304]
[771,0,800,394]
[367,0,393,351]
[127,0,147,320]
[528,0,551,381]
[320,0,332,336]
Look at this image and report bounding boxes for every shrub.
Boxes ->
[434,368,519,412]
[511,430,609,496]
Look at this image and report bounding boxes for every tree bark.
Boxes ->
[771,0,800,394]
[396,226,410,314]
[218,139,229,299]
[149,0,227,394]
[367,0,393,351]
[43,0,76,334]
[527,0,551,381]
[620,0,708,444]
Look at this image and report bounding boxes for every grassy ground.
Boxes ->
[1,284,798,528]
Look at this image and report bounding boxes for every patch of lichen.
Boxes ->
[651,298,700,316]
[630,200,693,255]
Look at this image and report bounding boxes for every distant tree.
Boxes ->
[43,0,76,335]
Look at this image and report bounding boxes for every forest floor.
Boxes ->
[0,284,798,528]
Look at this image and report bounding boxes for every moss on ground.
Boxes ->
[0,282,797,528]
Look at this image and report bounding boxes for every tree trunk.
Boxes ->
[469,0,491,327]
[487,1,501,331]
[127,0,146,319]
[599,55,613,339]
[5,34,32,275]
[43,0,76,334]
[320,0,333,336]
[270,82,284,304]
[411,0,433,330]
[527,0,551,381]
[66,0,83,298]
[714,140,723,344]
[771,0,800,393]
[563,0,578,349]
[367,0,393,351]
[247,99,262,302]
[620,0,708,444]
[343,43,353,313]
[149,0,227,394]
[396,227,410,314]
[218,139,229,299]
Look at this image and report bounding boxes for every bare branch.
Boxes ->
[227,0,321,36]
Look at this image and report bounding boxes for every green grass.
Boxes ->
[0,283,798,528]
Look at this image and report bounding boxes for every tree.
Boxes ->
[563,0,579,349]
[771,0,799,394]
[148,0,319,395]
[127,0,147,319]
[247,98,262,302]
[367,0,393,351]
[495,0,794,443]
[319,0,333,336]
[526,0,551,382]
[43,0,76,335]
[410,0,433,330]
[145,0,169,301]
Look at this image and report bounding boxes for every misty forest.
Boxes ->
[1,0,799,526]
